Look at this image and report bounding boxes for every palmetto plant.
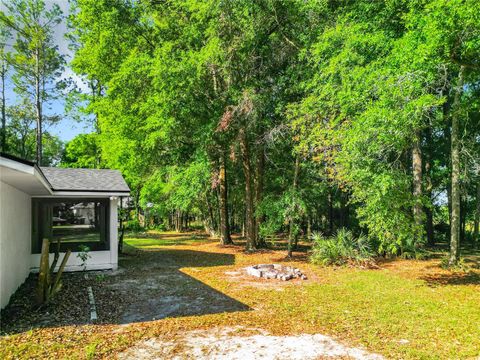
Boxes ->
[310,229,375,267]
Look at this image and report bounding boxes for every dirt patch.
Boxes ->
[119,327,384,360]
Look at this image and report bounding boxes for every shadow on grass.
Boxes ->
[420,271,480,287]
[417,247,480,286]
[1,243,250,335]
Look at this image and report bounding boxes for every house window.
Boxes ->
[32,198,110,253]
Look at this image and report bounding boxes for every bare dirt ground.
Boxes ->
[119,326,384,360]
[109,246,250,323]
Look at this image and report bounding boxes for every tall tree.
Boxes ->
[0,0,64,165]
[0,28,9,152]
[449,67,464,265]
[5,99,63,165]
[412,131,424,242]
[218,151,232,245]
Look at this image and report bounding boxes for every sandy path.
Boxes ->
[119,327,383,360]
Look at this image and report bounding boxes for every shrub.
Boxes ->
[398,243,429,260]
[149,223,167,231]
[440,255,471,272]
[310,228,376,267]
[125,219,143,232]
[77,245,91,272]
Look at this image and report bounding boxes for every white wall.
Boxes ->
[0,191,120,309]
[31,250,115,272]
[109,197,119,270]
[0,181,32,309]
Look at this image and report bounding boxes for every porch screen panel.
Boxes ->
[31,198,110,253]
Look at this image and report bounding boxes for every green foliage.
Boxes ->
[140,156,211,218]
[66,0,480,258]
[4,101,63,165]
[76,245,91,272]
[292,0,480,255]
[257,189,307,238]
[310,229,375,267]
[124,219,143,233]
[440,255,472,272]
[95,274,106,282]
[61,133,101,168]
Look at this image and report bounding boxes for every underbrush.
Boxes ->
[440,255,473,272]
[310,229,377,267]
[124,219,144,232]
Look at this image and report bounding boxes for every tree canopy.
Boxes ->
[3,0,479,263]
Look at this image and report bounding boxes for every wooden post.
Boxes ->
[51,249,71,297]
[37,238,50,304]
[37,237,72,305]
[49,238,61,274]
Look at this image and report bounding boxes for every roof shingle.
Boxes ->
[40,167,130,193]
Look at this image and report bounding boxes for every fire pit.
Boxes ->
[245,264,307,281]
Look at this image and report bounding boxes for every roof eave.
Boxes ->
[33,165,54,195]
[34,190,130,198]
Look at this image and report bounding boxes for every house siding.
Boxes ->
[0,181,32,309]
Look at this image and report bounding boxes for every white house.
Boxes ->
[0,153,130,309]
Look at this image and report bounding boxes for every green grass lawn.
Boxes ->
[53,226,101,243]
[1,231,479,359]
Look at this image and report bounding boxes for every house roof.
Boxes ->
[0,152,36,166]
[0,152,130,196]
[40,167,130,193]
[0,152,51,195]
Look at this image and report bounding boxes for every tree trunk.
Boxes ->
[460,196,466,244]
[449,66,464,266]
[0,60,6,152]
[443,98,452,241]
[424,127,435,246]
[242,214,245,238]
[328,190,334,235]
[37,238,70,305]
[474,181,480,248]
[219,153,233,245]
[412,130,424,244]
[255,146,266,247]
[288,155,300,257]
[206,193,217,236]
[50,249,71,297]
[134,190,141,223]
[35,48,42,165]
[169,211,173,230]
[307,216,312,240]
[230,207,235,232]
[175,209,180,232]
[239,128,256,250]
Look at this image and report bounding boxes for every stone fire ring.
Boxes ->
[245,264,307,281]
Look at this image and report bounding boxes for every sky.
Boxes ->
[3,0,93,142]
